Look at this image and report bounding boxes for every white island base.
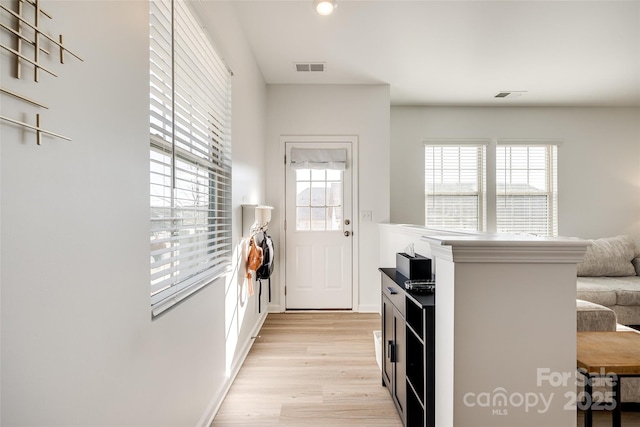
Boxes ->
[379,224,589,427]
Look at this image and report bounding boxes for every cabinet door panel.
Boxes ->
[382,295,394,386]
[394,309,406,416]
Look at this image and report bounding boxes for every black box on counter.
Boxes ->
[396,252,432,279]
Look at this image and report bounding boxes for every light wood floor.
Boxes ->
[211,312,402,426]
[212,311,640,426]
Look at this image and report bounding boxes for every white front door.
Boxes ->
[284,140,353,309]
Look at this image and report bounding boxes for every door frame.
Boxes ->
[279,135,360,311]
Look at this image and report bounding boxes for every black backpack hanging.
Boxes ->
[255,230,274,313]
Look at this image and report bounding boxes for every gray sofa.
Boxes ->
[575,235,640,403]
[576,235,640,326]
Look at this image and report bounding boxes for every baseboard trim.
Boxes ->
[358,303,380,313]
[268,303,380,313]
[197,311,268,427]
[268,302,284,313]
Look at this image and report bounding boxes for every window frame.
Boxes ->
[424,141,488,232]
[496,141,558,237]
[424,139,559,237]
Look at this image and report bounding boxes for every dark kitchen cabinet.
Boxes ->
[382,280,406,420]
[380,268,435,427]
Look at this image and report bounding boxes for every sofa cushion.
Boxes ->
[577,235,637,277]
[612,305,640,326]
[576,299,617,331]
[576,277,618,306]
[578,276,640,307]
[608,277,640,306]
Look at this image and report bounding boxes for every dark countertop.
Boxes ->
[379,267,435,307]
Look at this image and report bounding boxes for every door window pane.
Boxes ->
[310,207,326,230]
[296,207,310,230]
[296,169,310,181]
[296,182,310,205]
[328,206,342,231]
[326,169,341,181]
[326,182,342,206]
[311,182,326,206]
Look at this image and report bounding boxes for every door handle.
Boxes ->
[344,231,351,237]
[388,340,396,362]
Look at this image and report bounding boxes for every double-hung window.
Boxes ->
[425,141,558,236]
[496,143,558,236]
[424,143,486,231]
[149,0,232,316]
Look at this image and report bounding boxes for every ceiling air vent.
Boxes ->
[295,62,325,72]
[495,91,527,98]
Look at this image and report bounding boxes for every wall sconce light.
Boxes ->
[314,0,336,16]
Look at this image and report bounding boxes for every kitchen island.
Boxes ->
[379,224,589,427]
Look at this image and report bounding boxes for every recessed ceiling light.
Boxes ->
[314,0,336,16]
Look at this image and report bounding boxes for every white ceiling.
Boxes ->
[201,1,640,107]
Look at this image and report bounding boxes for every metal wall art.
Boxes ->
[0,0,82,145]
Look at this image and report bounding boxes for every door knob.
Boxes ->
[344,231,351,237]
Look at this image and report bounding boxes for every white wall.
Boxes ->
[0,1,266,425]
[391,106,640,243]
[266,84,390,312]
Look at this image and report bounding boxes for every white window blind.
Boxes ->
[149,0,232,316]
[424,144,486,231]
[496,144,558,236]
